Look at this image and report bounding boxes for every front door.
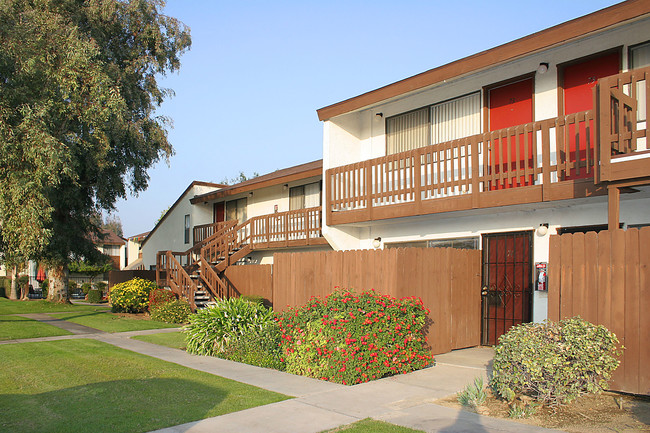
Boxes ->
[561,51,620,179]
[481,231,533,345]
[487,78,534,189]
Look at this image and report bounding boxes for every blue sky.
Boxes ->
[115,0,620,236]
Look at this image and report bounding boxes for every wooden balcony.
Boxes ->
[326,67,650,226]
[193,207,328,250]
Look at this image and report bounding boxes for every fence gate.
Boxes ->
[481,231,533,345]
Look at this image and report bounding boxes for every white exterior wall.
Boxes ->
[126,239,141,267]
[142,184,216,269]
[244,175,322,219]
[321,17,650,323]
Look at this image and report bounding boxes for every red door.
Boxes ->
[488,78,534,189]
[481,231,533,345]
[213,202,224,223]
[562,51,619,179]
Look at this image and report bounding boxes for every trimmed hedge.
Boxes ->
[278,289,433,385]
[150,300,191,324]
[87,289,103,303]
[490,317,621,406]
[109,278,158,313]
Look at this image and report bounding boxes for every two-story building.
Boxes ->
[318,0,650,344]
[144,160,331,308]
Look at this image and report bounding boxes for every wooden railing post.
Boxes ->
[471,136,480,208]
[414,150,422,214]
[365,160,372,220]
[541,121,551,201]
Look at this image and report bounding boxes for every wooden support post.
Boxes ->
[608,185,620,231]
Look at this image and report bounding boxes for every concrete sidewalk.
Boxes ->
[4,316,561,433]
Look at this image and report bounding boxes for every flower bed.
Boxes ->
[277,289,433,385]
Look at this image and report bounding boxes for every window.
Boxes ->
[386,108,429,154]
[386,237,479,250]
[289,182,321,211]
[102,245,121,256]
[630,41,650,69]
[386,93,481,154]
[630,41,650,124]
[226,198,247,222]
[184,214,190,244]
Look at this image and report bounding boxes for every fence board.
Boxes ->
[549,228,650,395]
[272,247,481,355]
[223,265,273,305]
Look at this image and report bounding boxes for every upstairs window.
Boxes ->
[386,93,481,155]
[289,182,321,210]
[386,107,429,154]
[184,214,190,244]
[226,197,247,223]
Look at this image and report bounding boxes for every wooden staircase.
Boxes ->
[156,206,326,310]
[156,219,251,310]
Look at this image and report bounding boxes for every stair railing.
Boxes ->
[165,251,197,310]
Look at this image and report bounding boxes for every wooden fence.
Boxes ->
[108,270,156,288]
[549,228,650,395]
[272,248,481,355]
[223,265,273,305]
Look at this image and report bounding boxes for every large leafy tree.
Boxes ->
[0,0,190,301]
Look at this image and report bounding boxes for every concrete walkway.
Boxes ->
[5,314,562,433]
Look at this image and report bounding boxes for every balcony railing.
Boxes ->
[326,67,650,225]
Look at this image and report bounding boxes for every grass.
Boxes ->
[0,339,290,433]
[0,315,72,340]
[322,419,425,432]
[50,311,178,333]
[131,331,186,349]
[0,298,110,315]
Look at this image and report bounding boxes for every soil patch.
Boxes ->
[436,389,650,433]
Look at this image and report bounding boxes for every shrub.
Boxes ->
[220,321,285,370]
[81,282,92,295]
[40,279,49,298]
[109,278,158,313]
[0,277,10,298]
[69,281,78,291]
[87,289,103,303]
[150,299,191,324]
[149,288,177,310]
[95,281,107,295]
[241,295,266,305]
[490,317,621,406]
[184,296,274,356]
[278,289,433,385]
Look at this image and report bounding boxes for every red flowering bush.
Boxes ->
[277,289,434,385]
[148,288,177,310]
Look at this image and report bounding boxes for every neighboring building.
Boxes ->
[94,229,126,271]
[147,160,331,308]
[124,231,150,270]
[317,1,650,344]
[142,181,226,269]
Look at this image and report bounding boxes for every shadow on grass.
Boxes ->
[0,377,230,433]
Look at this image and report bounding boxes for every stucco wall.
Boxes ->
[141,184,216,269]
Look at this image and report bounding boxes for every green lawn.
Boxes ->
[0,339,289,433]
[0,315,72,340]
[0,298,110,315]
[323,419,425,433]
[50,311,178,333]
[132,331,186,349]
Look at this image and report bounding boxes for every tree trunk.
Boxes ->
[20,280,29,300]
[9,266,18,300]
[48,264,71,303]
